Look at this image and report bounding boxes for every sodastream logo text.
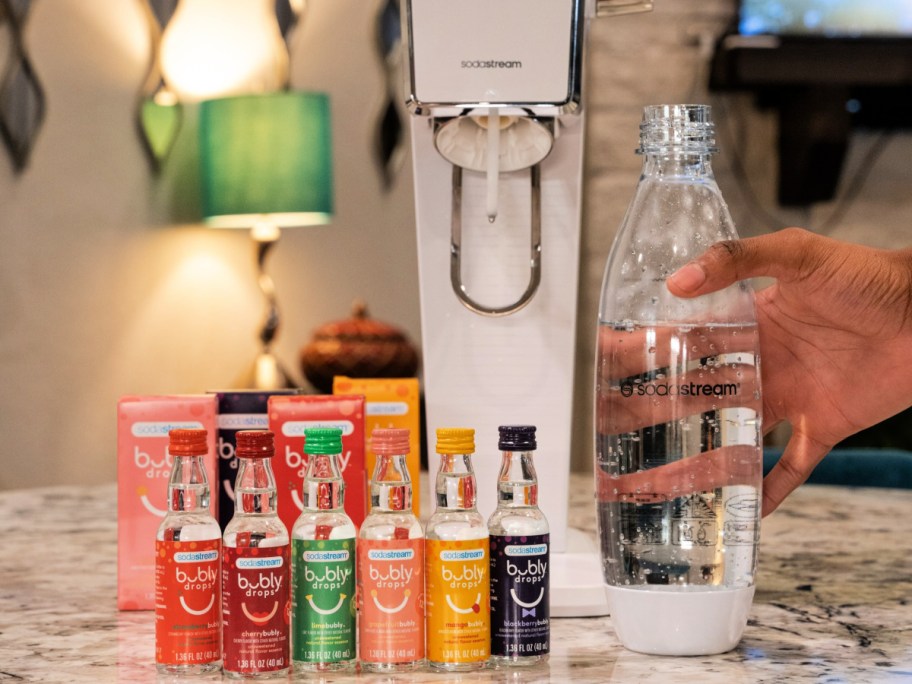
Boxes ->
[620,380,740,398]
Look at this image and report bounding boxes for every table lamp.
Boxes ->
[199,91,333,389]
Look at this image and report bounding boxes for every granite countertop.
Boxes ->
[0,474,909,683]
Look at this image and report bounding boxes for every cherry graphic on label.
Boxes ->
[241,601,279,624]
[472,603,480,613]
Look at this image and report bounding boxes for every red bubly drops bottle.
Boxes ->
[222,430,290,679]
[155,429,222,675]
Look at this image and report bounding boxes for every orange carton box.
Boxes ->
[333,377,421,516]
[268,394,366,534]
[116,395,218,610]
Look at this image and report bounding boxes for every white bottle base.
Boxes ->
[607,584,755,656]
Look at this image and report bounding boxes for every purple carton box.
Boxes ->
[212,390,298,529]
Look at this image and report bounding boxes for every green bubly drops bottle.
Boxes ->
[290,427,357,673]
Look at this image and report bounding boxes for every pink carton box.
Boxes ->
[116,395,218,610]
[269,394,366,535]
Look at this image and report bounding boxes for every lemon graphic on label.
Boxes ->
[305,593,347,615]
[370,588,410,614]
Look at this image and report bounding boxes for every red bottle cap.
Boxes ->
[235,430,275,459]
[168,428,208,456]
[371,428,410,455]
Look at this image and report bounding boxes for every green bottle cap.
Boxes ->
[303,426,343,455]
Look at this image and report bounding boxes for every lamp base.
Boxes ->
[233,351,297,390]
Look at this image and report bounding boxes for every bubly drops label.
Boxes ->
[490,534,550,658]
[426,539,490,664]
[155,539,221,666]
[222,545,290,674]
[291,538,355,663]
[358,538,425,664]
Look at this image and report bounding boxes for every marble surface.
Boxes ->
[0,475,910,683]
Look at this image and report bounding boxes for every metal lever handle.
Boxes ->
[450,164,542,317]
[596,0,653,16]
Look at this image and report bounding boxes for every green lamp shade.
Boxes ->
[199,92,333,228]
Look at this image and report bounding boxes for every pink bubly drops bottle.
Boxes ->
[358,428,425,672]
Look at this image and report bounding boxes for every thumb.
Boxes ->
[667,227,819,298]
[761,432,832,516]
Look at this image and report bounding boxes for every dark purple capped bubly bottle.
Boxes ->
[487,426,549,667]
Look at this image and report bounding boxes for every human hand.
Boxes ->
[667,227,912,515]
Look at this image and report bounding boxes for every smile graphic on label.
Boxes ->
[222,478,236,502]
[305,593,347,615]
[179,593,215,615]
[510,586,545,608]
[291,489,304,511]
[370,588,410,614]
[137,486,167,516]
[241,601,279,624]
[445,592,481,614]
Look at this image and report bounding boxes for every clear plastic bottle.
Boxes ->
[290,427,357,673]
[488,425,549,667]
[425,427,490,672]
[155,428,222,675]
[222,430,289,679]
[595,104,762,656]
[358,428,425,672]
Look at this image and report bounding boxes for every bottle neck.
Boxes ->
[168,455,211,513]
[435,453,477,510]
[497,450,539,508]
[302,453,344,511]
[642,151,714,181]
[370,453,412,512]
[234,457,278,516]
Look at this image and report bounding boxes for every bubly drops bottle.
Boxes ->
[425,428,490,671]
[155,428,222,675]
[596,104,762,655]
[358,428,425,672]
[222,430,289,679]
[488,425,549,667]
[291,427,357,673]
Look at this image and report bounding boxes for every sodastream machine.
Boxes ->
[405,0,654,615]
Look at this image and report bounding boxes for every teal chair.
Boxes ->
[763,448,912,489]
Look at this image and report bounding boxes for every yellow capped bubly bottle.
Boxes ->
[425,428,490,671]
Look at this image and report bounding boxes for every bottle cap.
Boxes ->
[435,427,475,455]
[168,428,208,456]
[372,428,410,456]
[236,430,275,459]
[304,427,343,455]
[498,425,537,451]
[638,104,717,155]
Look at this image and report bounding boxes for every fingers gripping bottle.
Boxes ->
[222,430,290,679]
[595,104,762,655]
[291,427,357,673]
[425,428,490,671]
[155,429,222,675]
[358,428,425,672]
[488,425,549,667]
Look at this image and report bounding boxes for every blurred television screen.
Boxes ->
[739,0,912,37]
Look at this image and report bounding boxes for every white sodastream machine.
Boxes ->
[404,0,654,616]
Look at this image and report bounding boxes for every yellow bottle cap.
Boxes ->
[435,427,475,454]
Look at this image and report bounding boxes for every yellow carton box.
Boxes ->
[332,377,422,516]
